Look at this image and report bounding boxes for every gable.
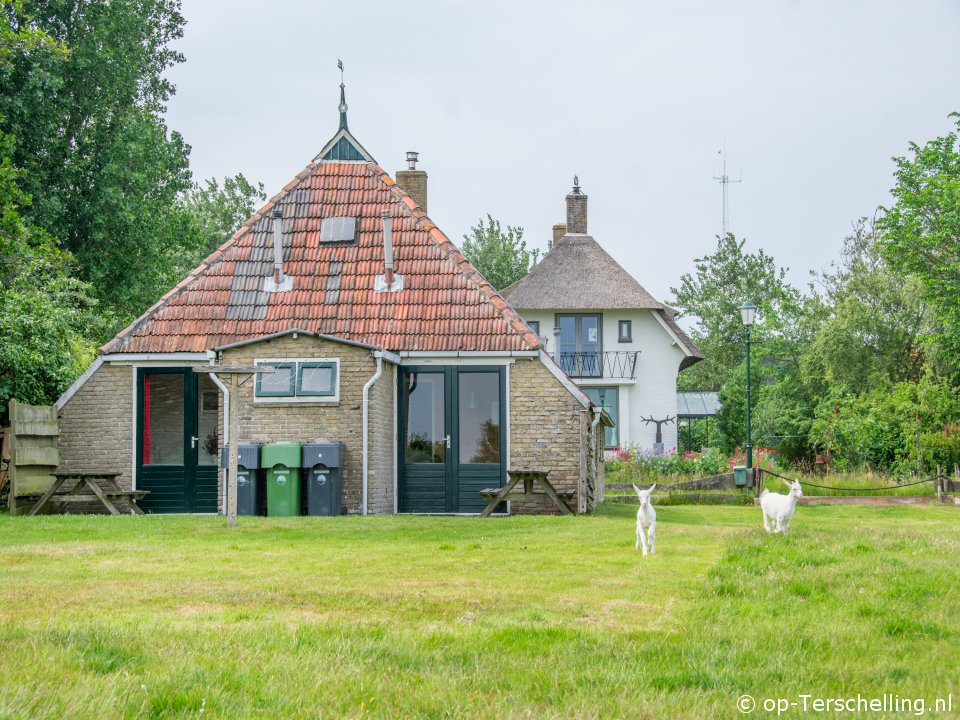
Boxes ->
[103,163,539,355]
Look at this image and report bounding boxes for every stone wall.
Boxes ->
[220,334,395,514]
[509,357,591,514]
[58,362,134,489]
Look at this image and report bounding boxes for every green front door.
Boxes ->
[398,366,505,513]
[136,368,219,513]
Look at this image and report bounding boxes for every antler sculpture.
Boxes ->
[640,415,676,445]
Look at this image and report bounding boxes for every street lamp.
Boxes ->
[739,302,757,479]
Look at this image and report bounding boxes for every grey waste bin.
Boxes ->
[733,464,747,487]
[222,443,262,515]
[303,441,344,516]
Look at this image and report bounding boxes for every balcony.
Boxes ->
[555,351,639,379]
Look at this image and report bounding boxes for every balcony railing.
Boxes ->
[555,351,639,379]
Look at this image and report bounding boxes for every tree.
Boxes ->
[802,218,928,397]
[0,128,100,416]
[460,214,540,290]
[670,233,805,391]
[878,113,960,365]
[0,0,193,325]
[171,173,265,277]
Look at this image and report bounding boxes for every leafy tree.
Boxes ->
[802,218,928,397]
[878,113,960,364]
[170,173,265,278]
[670,233,805,391]
[0,127,100,416]
[0,0,192,324]
[461,214,540,290]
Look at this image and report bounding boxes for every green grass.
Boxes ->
[1,504,958,719]
[607,465,938,497]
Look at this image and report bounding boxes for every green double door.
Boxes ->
[399,366,506,513]
[136,368,219,513]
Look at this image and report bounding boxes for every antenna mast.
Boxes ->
[713,144,741,237]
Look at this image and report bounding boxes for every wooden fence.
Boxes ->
[7,399,60,516]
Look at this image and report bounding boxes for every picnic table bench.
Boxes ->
[479,470,574,517]
[26,470,148,516]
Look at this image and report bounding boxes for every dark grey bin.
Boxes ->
[222,443,262,516]
[302,441,344,516]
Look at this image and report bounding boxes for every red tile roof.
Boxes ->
[103,163,541,354]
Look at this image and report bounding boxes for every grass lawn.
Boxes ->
[1,504,958,719]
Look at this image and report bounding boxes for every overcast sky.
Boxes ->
[165,0,960,312]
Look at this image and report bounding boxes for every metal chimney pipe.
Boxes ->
[272,208,284,284]
[382,211,394,288]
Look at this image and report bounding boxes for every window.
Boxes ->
[584,387,619,448]
[297,362,337,396]
[618,320,632,343]
[255,359,339,402]
[527,320,540,337]
[255,362,295,397]
[320,216,357,243]
[556,313,602,377]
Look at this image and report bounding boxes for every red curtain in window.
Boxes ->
[142,374,151,464]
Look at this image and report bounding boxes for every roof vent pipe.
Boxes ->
[272,209,284,284]
[263,207,293,292]
[374,211,403,292]
[382,211,394,288]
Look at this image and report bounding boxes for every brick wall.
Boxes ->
[367,363,395,514]
[221,334,395,514]
[509,357,590,514]
[58,363,133,489]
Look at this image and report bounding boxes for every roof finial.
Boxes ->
[572,175,581,194]
[337,58,348,131]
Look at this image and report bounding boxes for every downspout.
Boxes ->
[591,407,603,506]
[362,353,384,516]
[208,350,230,516]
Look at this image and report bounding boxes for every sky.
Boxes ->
[164,0,960,314]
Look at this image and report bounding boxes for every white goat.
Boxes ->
[760,478,804,534]
[633,483,657,555]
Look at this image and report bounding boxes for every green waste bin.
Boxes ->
[733,465,747,487]
[263,442,302,516]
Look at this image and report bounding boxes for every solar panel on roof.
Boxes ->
[320,216,357,243]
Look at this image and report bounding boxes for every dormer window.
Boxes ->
[320,216,357,243]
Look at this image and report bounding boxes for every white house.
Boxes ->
[501,180,703,453]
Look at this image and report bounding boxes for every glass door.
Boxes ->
[399,370,450,513]
[137,368,219,513]
[557,314,602,377]
[399,367,505,513]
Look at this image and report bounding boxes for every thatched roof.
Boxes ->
[501,233,704,367]
[501,234,665,310]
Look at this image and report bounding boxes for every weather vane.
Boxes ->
[337,58,344,83]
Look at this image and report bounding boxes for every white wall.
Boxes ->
[519,309,687,451]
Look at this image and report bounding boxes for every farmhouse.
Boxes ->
[501,181,703,453]
[54,82,607,515]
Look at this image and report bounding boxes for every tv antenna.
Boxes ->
[713,144,741,237]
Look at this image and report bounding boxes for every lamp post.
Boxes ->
[739,302,757,479]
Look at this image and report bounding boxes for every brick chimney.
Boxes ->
[396,151,427,213]
[565,176,587,233]
[552,223,567,244]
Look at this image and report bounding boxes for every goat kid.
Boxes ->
[760,478,803,534]
[633,483,657,555]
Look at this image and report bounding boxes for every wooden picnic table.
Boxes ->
[26,470,148,516]
[479,470,574,517]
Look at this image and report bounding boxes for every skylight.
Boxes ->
[320,216,357,243]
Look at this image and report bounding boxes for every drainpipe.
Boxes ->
[208,355,230,517]
[591,407,603,504]
[361,353,384,516]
